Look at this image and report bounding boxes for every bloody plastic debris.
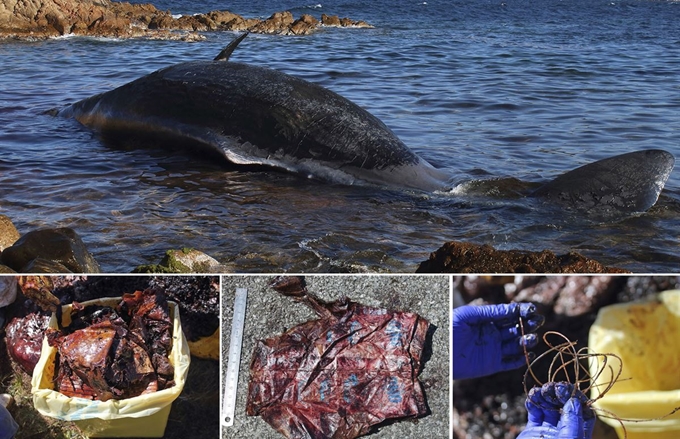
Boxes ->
[46,289,175,401]
[246,276,430,439]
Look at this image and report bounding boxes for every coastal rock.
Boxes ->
[0,227,101,273]
[0,0,372,39]
[133,248,223,273]
[21,257,73,273]
[290,14,319,35]
[0,0,162,38]
[250,11,294,34]
[321,14,342,26]
[321,14,372,28]
[417,241,629,274]
[0,215,20,251]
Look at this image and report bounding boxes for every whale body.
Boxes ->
[58,34,675,215]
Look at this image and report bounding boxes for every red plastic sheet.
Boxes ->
[246,277,430,439]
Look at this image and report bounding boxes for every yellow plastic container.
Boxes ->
[31,297,191,438]
[589,290,680,439]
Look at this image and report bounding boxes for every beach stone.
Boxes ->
[133,248,222,273]
[0,215,20,252]
[21,257,73,273]
[417,241,629,274]
[0,227,100,273]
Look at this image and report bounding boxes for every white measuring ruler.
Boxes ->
[222,287,248,427]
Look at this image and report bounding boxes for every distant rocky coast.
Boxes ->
[0,0,372,40]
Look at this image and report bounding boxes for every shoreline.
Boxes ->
[0,214,630,274]
[0,0,372,41]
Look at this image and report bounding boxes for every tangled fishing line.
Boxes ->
[519,318,680,438]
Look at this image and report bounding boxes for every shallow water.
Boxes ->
[1,0,680,272]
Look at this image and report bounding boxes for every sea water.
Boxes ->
[1,0,679,272]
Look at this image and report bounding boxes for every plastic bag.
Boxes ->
[31,297,191,437]
[589,290,680,439]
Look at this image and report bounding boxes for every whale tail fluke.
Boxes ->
[214,32,249,62]
[531,149,675,214]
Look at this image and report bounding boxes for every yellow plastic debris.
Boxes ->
[187,327,220,360]
[31,297,191,438]
[589,290,680,439]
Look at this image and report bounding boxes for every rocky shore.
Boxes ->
[0,214,225,273]
[417,241,629,274]
[0,0,372,40]
[1,214,633,274]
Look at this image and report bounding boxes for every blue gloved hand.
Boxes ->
[0,403,18,439]
[452,302,544,379]
[518,382,595,439]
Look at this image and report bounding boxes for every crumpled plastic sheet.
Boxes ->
[46,289,175,401]
[246,277,431,439]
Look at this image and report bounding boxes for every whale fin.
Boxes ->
[531,149,675,214]
[214,32,249,61]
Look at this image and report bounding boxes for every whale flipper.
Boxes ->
[531,149,675,214]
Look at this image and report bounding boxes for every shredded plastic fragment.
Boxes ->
[246,276,430,439]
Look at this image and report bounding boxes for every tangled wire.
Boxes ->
[519,319,680,439]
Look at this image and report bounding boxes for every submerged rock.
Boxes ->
[417,241,629,274]
[1,227,101,273]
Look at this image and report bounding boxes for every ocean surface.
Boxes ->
[1,0,679,273]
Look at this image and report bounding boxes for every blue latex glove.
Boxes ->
[452,303,544,379]
[0,403,18,439]
[518,382,595,439]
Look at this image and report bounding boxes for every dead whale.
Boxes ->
[58,33,674,215]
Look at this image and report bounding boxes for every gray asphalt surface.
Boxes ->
[220,275,450,439]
